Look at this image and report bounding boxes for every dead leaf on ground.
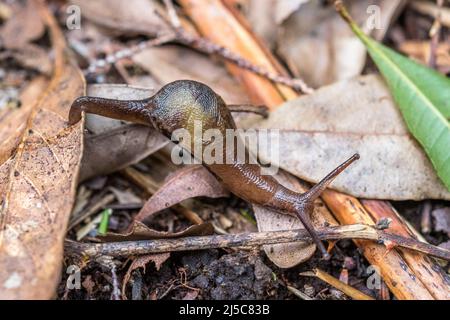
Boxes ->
[80,84,168,181]
[241,74,450,200]
[122,252,170,299]
[249,0,405,88]
[132,45,251,104]
[399,41,450,74]
[253,170,337,268]
[0,1,51,74]
[432,207,450,237]
[0,76,48,165]
[3,43,52,75]
[99,220,214,242]
[0,3,85,299]
[245,0,309,48]
[135,165,229,222]
[0,0,45,48]
[70,0,168,37]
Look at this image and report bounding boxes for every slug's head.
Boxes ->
[149,80,234,137]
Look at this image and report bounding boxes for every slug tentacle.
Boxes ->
[69,96,154,126]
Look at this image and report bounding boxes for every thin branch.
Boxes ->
[65,224,450,261]
[85,33,176,75]
[85,7,313,94]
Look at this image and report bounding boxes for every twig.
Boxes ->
[171,28,314,94]
[85,33,176,75]
[65,224,450,261]
[85,6,313,93]
[420,201,432,234]
[300,269,374,300]
[428,0,444,69]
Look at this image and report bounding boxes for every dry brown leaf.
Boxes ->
[122,252,170,299]
[132,45,251,104]
[0,0,45,48]
[0,2,85,299]
[241,75,450,200]
[253,170,337,268]
[4,43,52,75]
[80,84,168,181]
[0,77,48,165]
[0,1,51,74]
[70,0,167,37]
[135,165,229,222]
[276,0,405,87]
[399,41,450,74]
[99,220,214,242]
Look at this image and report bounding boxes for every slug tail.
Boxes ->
[303,153,360,202]
[296,153,360,260]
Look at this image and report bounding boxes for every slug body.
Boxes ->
[70,80,359,259]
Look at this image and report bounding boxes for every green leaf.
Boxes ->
[336,1,450,191]
[98,208,112,235]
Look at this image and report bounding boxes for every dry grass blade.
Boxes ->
[300,269,375,300]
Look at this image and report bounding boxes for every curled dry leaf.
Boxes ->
[241,75,450,200]
[253,170,337,268]
[135,165,229,222]
[70,0,167,36]
[0,3,85,299]
[122,252,170,299]
[99,220,214,242]
[80,84,168,181]
[275,0,405,87]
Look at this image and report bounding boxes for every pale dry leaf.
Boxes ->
[70,0,167,36]
[432,207,450,236]
[0,3,85,299]
[132,45,251,104]
[246,0,309,47]
[80,84,168,181]
[276,0,405,87]
[253,170,337,268]
[135,165,229,222]
[241,75,450,200]
[274,0,310,24]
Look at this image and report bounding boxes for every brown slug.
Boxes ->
[69,80,359,259]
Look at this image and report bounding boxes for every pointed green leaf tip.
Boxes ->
[335,1,450,191]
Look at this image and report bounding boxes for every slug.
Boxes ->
[69,80,359,259]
